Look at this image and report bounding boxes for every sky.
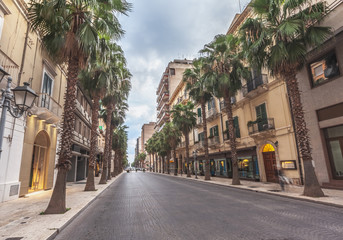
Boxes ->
[118,0,251,165]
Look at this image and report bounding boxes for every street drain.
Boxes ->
[268,189,281,192]
[5,238,23,240]
[248,186,258,188]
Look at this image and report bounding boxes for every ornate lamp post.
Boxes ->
[193,150,198,179]
[0,67,37,159]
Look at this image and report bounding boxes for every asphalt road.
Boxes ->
[55,172,343,240]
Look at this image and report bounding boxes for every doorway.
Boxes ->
[262,144,278,183]
[29,131,50,192]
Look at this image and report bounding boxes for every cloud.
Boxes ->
[119,0,250,164]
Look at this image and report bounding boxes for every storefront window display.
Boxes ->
[325,125,343,179]
[238,156,259,180]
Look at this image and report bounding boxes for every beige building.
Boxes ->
[0,0,68,199]
[156,59,193,130]
[297,0,343,189]
[169,7,301,184]
[141,122,155,169]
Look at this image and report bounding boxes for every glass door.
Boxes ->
[29,145,47,191]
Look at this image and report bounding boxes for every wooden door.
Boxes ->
[262,152,278,183]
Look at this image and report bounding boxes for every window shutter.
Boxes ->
[214,125,219,136]
[234,116,240,138]
[197,108,201,117]
[209,127,213,137]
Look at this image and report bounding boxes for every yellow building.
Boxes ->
[170,6,301,184]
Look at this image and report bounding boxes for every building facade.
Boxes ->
[67,84,92,182]
[297,0,343,189]
[141,122,155,169]
[0,0,67,201]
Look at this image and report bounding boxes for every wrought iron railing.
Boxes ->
[38,93,62,118]
[242,74,268,96]
[248,118,275,135]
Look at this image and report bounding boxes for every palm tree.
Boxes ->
[183,58,212,180]
[171,102,197,177]
[79,39,115,191]
[110,103,128,177]
[145,139,154,171]
[28,0,131,214]
[201,34,249,185]
[99,57,131,184]
[239,0,330,197]
[112,125,128,175]
[162,122,181,175]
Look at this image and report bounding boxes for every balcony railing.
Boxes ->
[38,93,62,118]
[196,117,202,126]
[242,74,268,97]
[195,140,204,149]
[206,108,217,120]
[208,136,220,146]
[177,141,186,148]
[220,97,236,112]
[248,118,275,135]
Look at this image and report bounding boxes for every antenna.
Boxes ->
[239,0,242,13]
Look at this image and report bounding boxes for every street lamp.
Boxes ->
[0,67,37,158]
[193,150,198,179]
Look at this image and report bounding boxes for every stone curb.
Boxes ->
[149,172,343,209]
[47,173,124,240]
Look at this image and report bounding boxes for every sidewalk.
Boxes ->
[0,173,123,240]
[155,171,343,208]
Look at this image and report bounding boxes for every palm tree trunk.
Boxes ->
[225,96,240,185]
[107,124,114,180]
[99,104,113,184]
[158,156,162,173]
[44,56,79,214]
[201,102,211,180]
[85,94,100,191]
[284,70,324,197]
[173,148,178,176]
[167,151,171,174]
[185,132,191,177]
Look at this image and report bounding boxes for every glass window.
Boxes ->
[41,73,53,108]
[325,124,343,179]
[170,68,175,75]
[310,51,340,86]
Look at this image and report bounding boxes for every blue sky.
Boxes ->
[118,0,251,164]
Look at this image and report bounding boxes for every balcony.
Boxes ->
[177,141,186,149]
[208,136,220,148]
[220,97,236,112]
[30,93,62,124]
[157,91,169,103]
[206,108,218,121]
[194,140,204,150]
[242,74,268,98]
[248,118,275,136]
[195,117,203,127]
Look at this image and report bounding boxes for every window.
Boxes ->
[197,108,201,117]
[170,68,175,75]
[310,51,340,86]
[325,125,343,179]
[198,132,205,142]
[209,125,219,137]
[224,116,240,139]
[207,98,215,110]
[256,103,268,132]
[79,122,82,134]
[41,72,53,108]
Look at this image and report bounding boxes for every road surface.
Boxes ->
[55,172,343,240]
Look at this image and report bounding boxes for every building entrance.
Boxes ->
[29,131,50,192]
[262,144,278,183]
